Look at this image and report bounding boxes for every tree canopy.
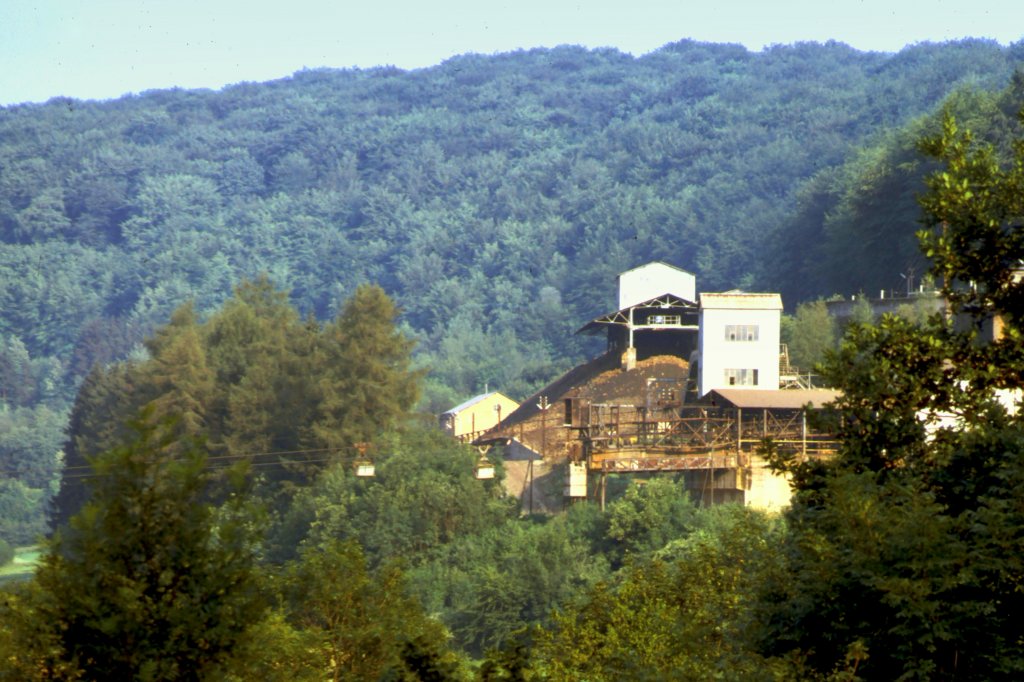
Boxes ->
[3,39,1024,681]
[5,422,264,680]
[54,280,422,526]
[764,105,1024,679]
[2,39,1022,540]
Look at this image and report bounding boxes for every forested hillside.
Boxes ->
[3,95,1023,676]
[1,38,1022,541]
[3,41,1024,676]
[767,69,1024,304]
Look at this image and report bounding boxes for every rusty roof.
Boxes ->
[706,388,840,409]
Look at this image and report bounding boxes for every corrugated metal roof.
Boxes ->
[443,391,514,415]
[707,388,840,409]
[699,292,783,310]
[575,292,699,335]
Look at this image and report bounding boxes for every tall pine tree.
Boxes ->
[311,284,421,454]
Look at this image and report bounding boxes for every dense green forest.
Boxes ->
[2,38,1023,543]
[2,87,1024,677]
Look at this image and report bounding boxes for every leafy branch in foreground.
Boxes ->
[765,109,1024,680]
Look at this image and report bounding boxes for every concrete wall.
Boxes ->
[502,459,561,514]
[744,455,793,511]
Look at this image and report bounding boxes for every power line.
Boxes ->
[5,445,383,481]
[57,445,345,473]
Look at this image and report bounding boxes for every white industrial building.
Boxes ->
[697,292,783,397]
[468,262,828,513]
[617,261,696,309]
[580,262,784,397]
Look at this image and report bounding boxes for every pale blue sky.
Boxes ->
[1,0,1021,106]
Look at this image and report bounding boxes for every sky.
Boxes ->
[1,0,1022,106]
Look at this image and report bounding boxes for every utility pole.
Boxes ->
[534,396,551,515]
[900,265,916,297]
[538,396,549,457]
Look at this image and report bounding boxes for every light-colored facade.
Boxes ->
[440,391,520,440]
[697,292,783,397]
[618,262,696,309]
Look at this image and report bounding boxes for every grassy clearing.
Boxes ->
[0,545,42,583]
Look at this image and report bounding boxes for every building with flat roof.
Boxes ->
[697,292,783,397]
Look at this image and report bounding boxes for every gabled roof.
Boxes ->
[618,262,696,309]
[707,388,840,409]
[576,293,699,335]
[617,261,694,278]
[442,391,516,415]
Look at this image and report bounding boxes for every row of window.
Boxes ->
[725,324,759,341]
[726,324,759,386]
[725,368,759,386]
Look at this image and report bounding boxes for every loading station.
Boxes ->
[564,387,840,508]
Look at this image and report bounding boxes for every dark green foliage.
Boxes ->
[477,638,537,682]
[0,479,49,547]
[535,505,786,681]
[0,44,1016,374]
[918,112,1024,330]
[277,425,516,567]
[764,107,1024,680]
[0,402,65,545]
[277,539,460,682]
[140,302,214,443]
[406,480,710,657]
[5,41,1024,679]
[0,538,12,567]
[385,635,466,682]
[56,279,422,524]
[206,541,468,682]
[54,362,140,523]
[602,477,699,567]
[769,73,1024,303]
[781,299,838,375]
[410,514,609,657]
[312,284,421,452]
[3,40,1021,540]
[24,421,265,680]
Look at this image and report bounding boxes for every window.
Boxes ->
[725,324,758,341]
[724,368,759,386]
